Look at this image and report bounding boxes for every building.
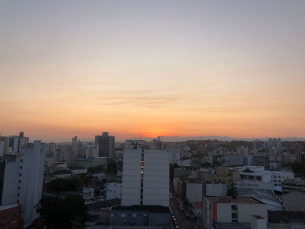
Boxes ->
[253,155,270,170]
[121,149,169,207]
[236,146,248,156]
[282,191,305,211]
[237,189,283,211]
[73,157,116,169]
[0,141,45,226]
[191,201,203,217]
[124,140,145,150]
[206,182,227,197]
[295,143,303,155]
[269,211,305,229]
[109,205,172,227]
[222,156,244,166]
[106,182,122,200]
[0,132,29,156]
[253,139,263,152]
[150,137,164,150]
[95,132,115,158]
[84,144,99,158]
[203,167,240,190]
[177,178,206,203]
[236,166,294,188]
[234,180,274,192]
[282,178,305,194]
[203,196,268,228]
[0,204,23,229]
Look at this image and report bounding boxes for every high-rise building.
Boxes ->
[121,149,169,207]
[150,136,164,150]
[253,139,263,152]
[295,143,303,155]
[0,141,45,227]
[95,132,115,158]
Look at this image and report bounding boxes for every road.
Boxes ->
[169,187,199,229]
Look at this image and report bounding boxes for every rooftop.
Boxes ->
[282,191,305,211]
[237,189,281,205]
[268,210,305,223]
[206,196,262,204]
[51,169,73,175]
[111,205,171,213]
[178,177,205,183]
[192,201,203,209]
[0,204,19,211]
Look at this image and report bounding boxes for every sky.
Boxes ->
[0,1,305,142]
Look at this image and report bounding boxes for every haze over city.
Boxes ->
[1,1,305,142]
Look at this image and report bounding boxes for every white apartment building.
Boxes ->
[84,144,99,158]
[235,166,294,187]
[106,182,122,200]
[124,140,145,150]
[0,141,45,227]
[0,132,29,156]
[203,196,267,228]
[272,171,294,187]
[234,180,274,192]
[168,146,181,164]
[121,149,169,207]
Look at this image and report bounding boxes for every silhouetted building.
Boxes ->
[95,132,115,158]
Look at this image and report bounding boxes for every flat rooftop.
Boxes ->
[111,205,171,213]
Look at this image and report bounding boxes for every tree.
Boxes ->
[291,162,305,174]
[37,195,88,229]
[227,187,238,199]
[190,158,201,167]
[47,175,84,193]
[116,161,123,171]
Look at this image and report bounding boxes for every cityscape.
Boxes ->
[1,1,305,229]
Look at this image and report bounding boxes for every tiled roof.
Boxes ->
[192,201,203,209]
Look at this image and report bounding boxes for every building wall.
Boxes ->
[122,150,169,207]
[106,183,122,200]
[206,183,227,197]
[1,161,19,206]
[216,203,232,222]
[234,180,274,191]
[186,183,202,203]
[121,151,142,206]
[238,204,267,222]
[0,204,23,229]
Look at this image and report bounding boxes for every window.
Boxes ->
[18,180,21,183]
[1,217,5,220]
[21,159,23,162]
[19,173,22,176]
[121,214,125,217]
[133,214,136,217]
[20,166,22,169]
[141,171,144,175]
[18,187,20,190]
[111,214,114,217]
[12,220,17,224]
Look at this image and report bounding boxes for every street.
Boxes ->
[169,187,199,229]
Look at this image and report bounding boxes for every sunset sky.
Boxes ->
[1,1,305,142]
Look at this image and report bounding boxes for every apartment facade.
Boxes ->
[203,196,267,229]
[95,132,115,158]
[0,141,45,227]
[121,149,169,207]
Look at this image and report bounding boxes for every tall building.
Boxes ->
[236,146,248,156]
[0,132,29,156]
[253,139,263,152]
[121,149,169,207]
[150,136,164,150]
[0,141,45,227]
[95,132,115,158]
[295,143,303,155]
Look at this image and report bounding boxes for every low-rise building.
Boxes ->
[268,211,305,229]
[282,178,305,194]
[177,177,206,203]
[106,182,122,200]
[234,179,274,192]
[191,201,203,217]
[203,167,240,190]
[222,156,244,166]
[0,204,23,229]
[203,196,267,229]
[109,205,172,227]
[237,189,283,211]
[206,182,227,197]
[282,191,305,211]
